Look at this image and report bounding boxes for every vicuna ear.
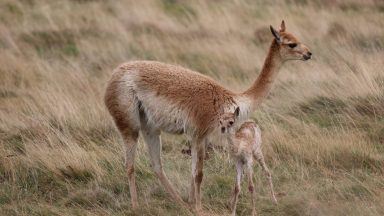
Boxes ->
[234,107,240,118]
[279,20,286,32]
[270,25,281,43]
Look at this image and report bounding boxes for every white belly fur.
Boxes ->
[138,91,190,133]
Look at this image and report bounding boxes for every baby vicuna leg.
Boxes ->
[230,160,243,216]
[245,161,257,216]
[255,152,277,204]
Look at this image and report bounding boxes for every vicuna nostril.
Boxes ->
[221,127,225,133]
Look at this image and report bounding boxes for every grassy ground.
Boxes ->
[1,0,384,215]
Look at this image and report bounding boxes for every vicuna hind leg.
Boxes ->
[141,126,188,209]
[122,131,139,209]
[114,121,139,209]
[230,160,243,216]
[255,153,277,204]
[105,70,141,208]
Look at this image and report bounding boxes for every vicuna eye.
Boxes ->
[229,121,234,125]
[288,43,297,48]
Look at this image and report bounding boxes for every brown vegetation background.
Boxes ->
[0,0,383,215]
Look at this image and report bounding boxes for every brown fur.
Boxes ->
[243,40,281,104]
[117,61,236,137]
[244,24,311,107]
[104,21,310,212]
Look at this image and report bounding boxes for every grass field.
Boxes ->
[1,0,384,215]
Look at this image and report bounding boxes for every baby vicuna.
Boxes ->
[220,113,277,216]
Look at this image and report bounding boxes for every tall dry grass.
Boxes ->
[0,0,383,215]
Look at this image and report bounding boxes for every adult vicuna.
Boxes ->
[104,20,311,212]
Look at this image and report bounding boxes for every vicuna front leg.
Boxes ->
[141,128,187,209]
[230,161,243,216]
[255,153,277,204]
[190,138,206,211]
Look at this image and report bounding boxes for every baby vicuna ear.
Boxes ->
[234,107,240,117]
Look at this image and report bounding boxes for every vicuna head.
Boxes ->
[270,20,312,61]
[219,107,239,134]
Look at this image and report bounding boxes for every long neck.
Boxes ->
[243,40,283,108]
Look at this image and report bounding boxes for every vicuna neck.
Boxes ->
[243,40,283,108]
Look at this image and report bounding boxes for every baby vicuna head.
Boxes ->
[219,107,239,134]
